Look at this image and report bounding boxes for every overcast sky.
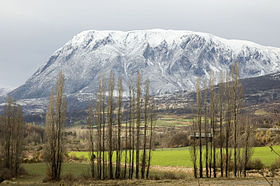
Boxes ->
[0,0,279,88]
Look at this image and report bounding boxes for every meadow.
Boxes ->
[18,145,278,183]
[69,145,280,168]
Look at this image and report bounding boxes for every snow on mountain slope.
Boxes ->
[9,29,280,111]
[0,88,10,97]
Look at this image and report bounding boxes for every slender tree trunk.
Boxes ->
[101,77,106,179]
[124,119,128,178]
[128,86,133,179]
[192,120,197,178]
[196,76,203,178]
[204,87,209,178]
[88,101,95,178]
[115,77,123,179]
[136,72,141,179]
[146,97,155,178]
[243,119,250,177]
[232,62,241,177]
[141,80,149,179]
[209,71,216,178]
[95,80,101,179]
[225,72,231,178]
[107,72,114,179]
[219,72,224,177]
[131,88,136,179]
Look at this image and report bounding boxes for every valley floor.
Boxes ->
[3,162,279,185]
[5,176,279,186]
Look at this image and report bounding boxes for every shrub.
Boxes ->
[247,159,264,170]
[162,172,177,179]
[0,168,13,181]
[37,146,43,151]
[269,158,280,173]
[79,155,87,161]
[149,171,186,180]
[42,167,52,183]
[168,132,189,147]
[70,154,80,161]
[62,173,76,182]
[0,167,27,182]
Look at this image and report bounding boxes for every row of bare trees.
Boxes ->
[0,97,25,177]
[43,71,156,181]
[192,62,253,178]
[88,72,156,180]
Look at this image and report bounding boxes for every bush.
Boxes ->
[79,155,87,161]
[247,159,264,170]
[149,171,186,180]
[269,158,280,172]
[0,168,13,181]
[42,167,52,183]
[70,154,80,161]
[0,167,27,182]
[168,132,189,147]
[62,173,76,182]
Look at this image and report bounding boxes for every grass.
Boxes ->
[69,145,280,168]
[251,145,280,165]
[17,162,90,183]
[18,162,190,184]
[22,162,90,177]
[15,145,280,184]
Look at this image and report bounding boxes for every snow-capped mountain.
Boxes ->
[9,29,280,112]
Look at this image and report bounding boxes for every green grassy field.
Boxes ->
[69,145,280,168]
[18,163,90,183]
[17,146,280,183]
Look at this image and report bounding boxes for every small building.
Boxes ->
[190,132,213,140]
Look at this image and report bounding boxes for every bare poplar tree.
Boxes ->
[14,105,24,176]
[231,62,243,177]
[124,119,128,178]
[3,96,13,172]
[2,96,24,176]
[128,85,133,179]
[107,71,114,179]
[203,85,209,178]
[146,96,155,178]
[136,72,141,179]
[243,116,252,177]
[218,72,225,177]
[141,80,149,179]
[131,87,136,179]
[192,118,197,178]
[209,71,216,178]
[196,76,203,178]
[97,79,103,179]
[101,76,106,179]
[45,72,66,181]
[88,101,95,178]
[115,76,123,179]
[225,71,232,177]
